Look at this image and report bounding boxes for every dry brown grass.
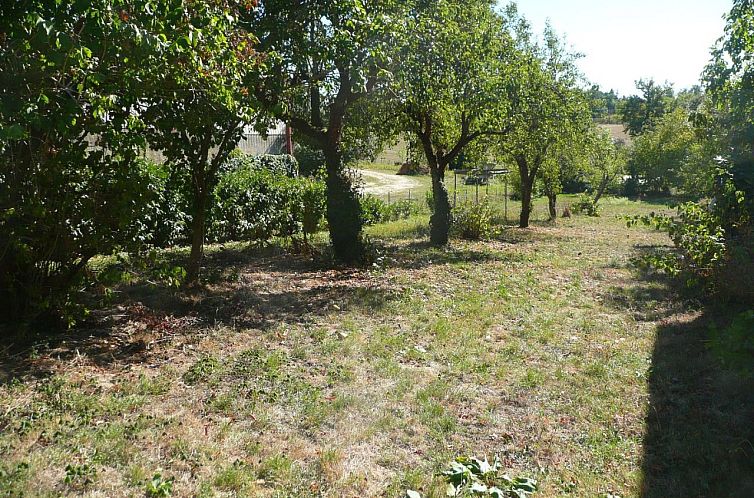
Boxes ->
[1,196,752,497]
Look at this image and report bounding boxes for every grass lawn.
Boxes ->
[1,197,753,497]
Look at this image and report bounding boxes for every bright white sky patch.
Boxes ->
[506,0,730,96]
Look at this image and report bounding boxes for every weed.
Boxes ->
[145,473,174,497]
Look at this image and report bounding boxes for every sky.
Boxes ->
[505,0,732,96]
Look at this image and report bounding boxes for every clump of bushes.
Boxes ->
[221,153,299,178]
[628,166,753,302]
[360,194,424,225]
[293,144,326,177]
[571,194,600,217]
[452,200,496,240]
[0,156,167,325]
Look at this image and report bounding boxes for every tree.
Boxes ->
[0,0,169,322]
[539,132,591,220]
[587,85,621,122]
[587,128,626,205]
[388,0,513,244]
[140,1,262,284]
[620,78,675,136]
[628,108,698,195]
[704,0,754,211]
[247,1,400,262]
[494,20,590,228]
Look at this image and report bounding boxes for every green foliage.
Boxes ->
[452,201,496,240]
[145,473,174,497]
[620,79,676,136]
[221,154,299,178]
[0,155,165,325]
[294,144,326,178]
[360,195,423,226]
[64,463,96,486]
[572,195,601,217]
[440,456,537,497]
[586,127,626,203]
[300,179,327,240]
[209,154,325,244]
[625,168,751,296]
[704,0,754,161]
[628,108,714,195]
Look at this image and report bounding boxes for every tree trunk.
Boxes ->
[516,156,533,228]
[547,193,557,221]
[593,175,609,204]
[520,184,533,228]
[324,145,363,263]
[186,186,207,285]
[430,165,451,246]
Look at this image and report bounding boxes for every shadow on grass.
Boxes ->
[0,243,397,384]
[641,308,754,498]
[599,242,754,496]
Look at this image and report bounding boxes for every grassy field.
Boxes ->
[1,197,753,497]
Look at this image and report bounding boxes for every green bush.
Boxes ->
[384,200,423,221]
[220,153,299,178]
[571,194,601,216]
[299,178,327,240]
[207,153,327,244]
[360,195,424,226]
[627,168,753,301]
[452,200,495,240]
[360,195,388,226]
[294,144,326,177]
[0,156,163,325]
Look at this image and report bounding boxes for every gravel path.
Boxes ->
[356,169,421,196]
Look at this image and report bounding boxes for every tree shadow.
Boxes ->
[0,247,397,384]
[606,245,754,496]
[641,308,754,497]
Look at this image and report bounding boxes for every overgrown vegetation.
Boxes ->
[1,0,753,496]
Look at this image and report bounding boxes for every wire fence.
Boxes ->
[370,182,516,222]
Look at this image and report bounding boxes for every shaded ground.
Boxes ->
[1,197,752,497]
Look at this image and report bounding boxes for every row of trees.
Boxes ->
[21,0,749,319]
[1,1,598,296]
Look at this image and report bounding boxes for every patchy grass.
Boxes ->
[1,196,753,497]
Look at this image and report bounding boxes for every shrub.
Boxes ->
[294,144,326,177]
[360,195,388,226]
[209,164,325,243]
[220,153,299,178]
[627,167,753,301]
[299,178,327,241]
[452,200,495,240]
[0,157,163,326]
[571,194,601,216]
[360,195,424,226]
[384,200,423,221]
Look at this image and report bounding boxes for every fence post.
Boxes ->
[504,176,508,223]
[387,191,391,205]
[453,173,457,208]
[408,189,411,202]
